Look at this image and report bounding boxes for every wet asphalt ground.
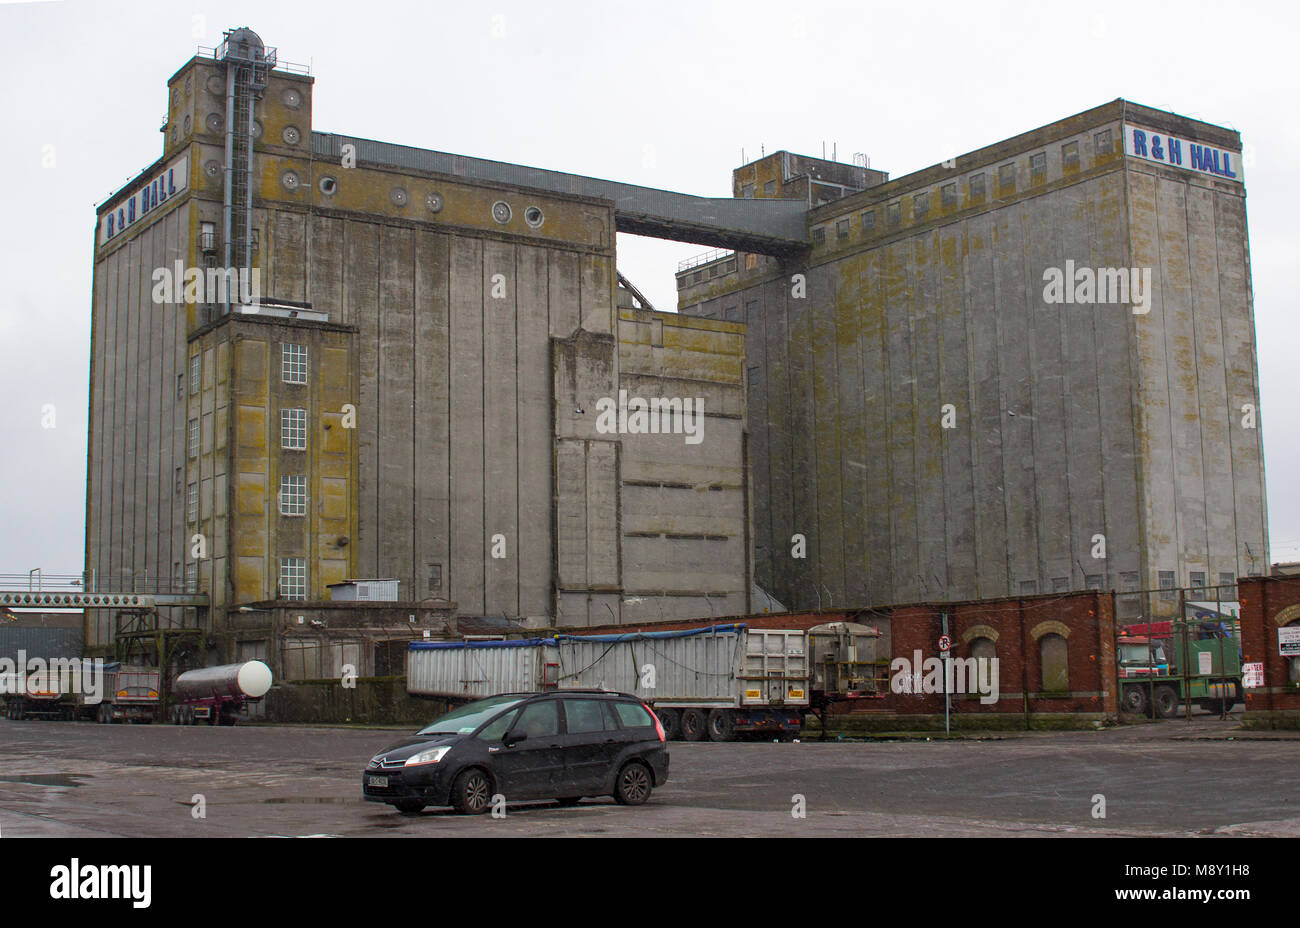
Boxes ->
[1,714,1296,838]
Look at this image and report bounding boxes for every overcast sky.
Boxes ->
[0,0,1296,580]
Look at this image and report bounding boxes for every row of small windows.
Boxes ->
[814,129,1116,246]
[190,407,311,456]
[180,344,308,398]
[1015,570,1238,599]
[185,407,310,461]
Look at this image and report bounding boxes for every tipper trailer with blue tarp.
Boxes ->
[406,624,811,741]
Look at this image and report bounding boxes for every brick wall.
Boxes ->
[1239,577,1300,728]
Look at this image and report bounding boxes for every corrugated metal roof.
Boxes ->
[312,133,809,256]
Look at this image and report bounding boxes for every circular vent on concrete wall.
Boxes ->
[390,187,409,207]
[204,160,220,179]
[282,87,302,108]
[492,201,512,223]
[524,206,544,228]
[319,176,338,196]
[205,112,222,133]
[282,125,301,146]
[251,120,263,140]
[426,192,444,213]
[281,171,301,192]
[206,75,224,95]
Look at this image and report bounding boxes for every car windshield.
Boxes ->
[417,696,525,735]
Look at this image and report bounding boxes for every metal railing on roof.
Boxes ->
[677,248,735,273]
[196,45,310,75]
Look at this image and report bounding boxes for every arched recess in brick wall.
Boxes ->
[961,624,999,644]
[1039,634,1070,694]
[970,636,996,664]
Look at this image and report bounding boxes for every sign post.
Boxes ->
[939,621,951,736]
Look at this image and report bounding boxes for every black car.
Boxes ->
[362,690,670,815]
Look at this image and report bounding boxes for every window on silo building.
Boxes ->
[1039,634,1069,693]
[886,202,901,225]
[1052,577,1069,593]
[189,353,201,394]
[186,482,198,524]
[1019,579,1037,595]
[1062,140,1080,168]
[742,183,755,198]
[1189,571,1207,597]
[282,343,308,384]
[812,226,826,245]
[941,183,957,208]
[913,192,929,218]
[1085,574,1104,591]
[1030,151,1047,181]
[860,209,875,232]
[968,173,986,200]
[428,563,442,595]
[1158,570,1177,601]
[998,162,1016,191]
[281,408,307,450]
[188,417,199,458]
[745,301,759,326]
[836,218,850,239]
[1094,129,1113,154]
[763,180,776,196]
[724,306,740,323]
[1218,572,1236,599]
[747,365,760,388]
[279,474,307,516]
[280,557,307,600]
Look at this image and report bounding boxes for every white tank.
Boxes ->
[173,661,272,701]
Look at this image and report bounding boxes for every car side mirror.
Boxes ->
[504,731,527,747]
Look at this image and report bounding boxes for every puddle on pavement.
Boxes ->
[0,773,89,788]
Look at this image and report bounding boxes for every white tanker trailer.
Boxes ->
[169,661,272,726]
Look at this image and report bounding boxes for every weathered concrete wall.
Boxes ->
[680,101,1263,620]
[617,309,750,621]
[1125,111,1267,610]
[88,196,193,650]
[686,110,1139,611]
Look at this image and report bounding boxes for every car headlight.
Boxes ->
[404,746,452,767]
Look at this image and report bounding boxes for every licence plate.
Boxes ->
[368,776,388,788]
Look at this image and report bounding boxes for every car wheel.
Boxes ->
[681,708,706,742]
[451,768,493,815]
[1120,685,1148,717]
[1153,685,1179,719]
[556,796,582,807]
[394,799,426,815]
[655,707,680,741]
[613,761,653,806]
[706,708,735,742]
